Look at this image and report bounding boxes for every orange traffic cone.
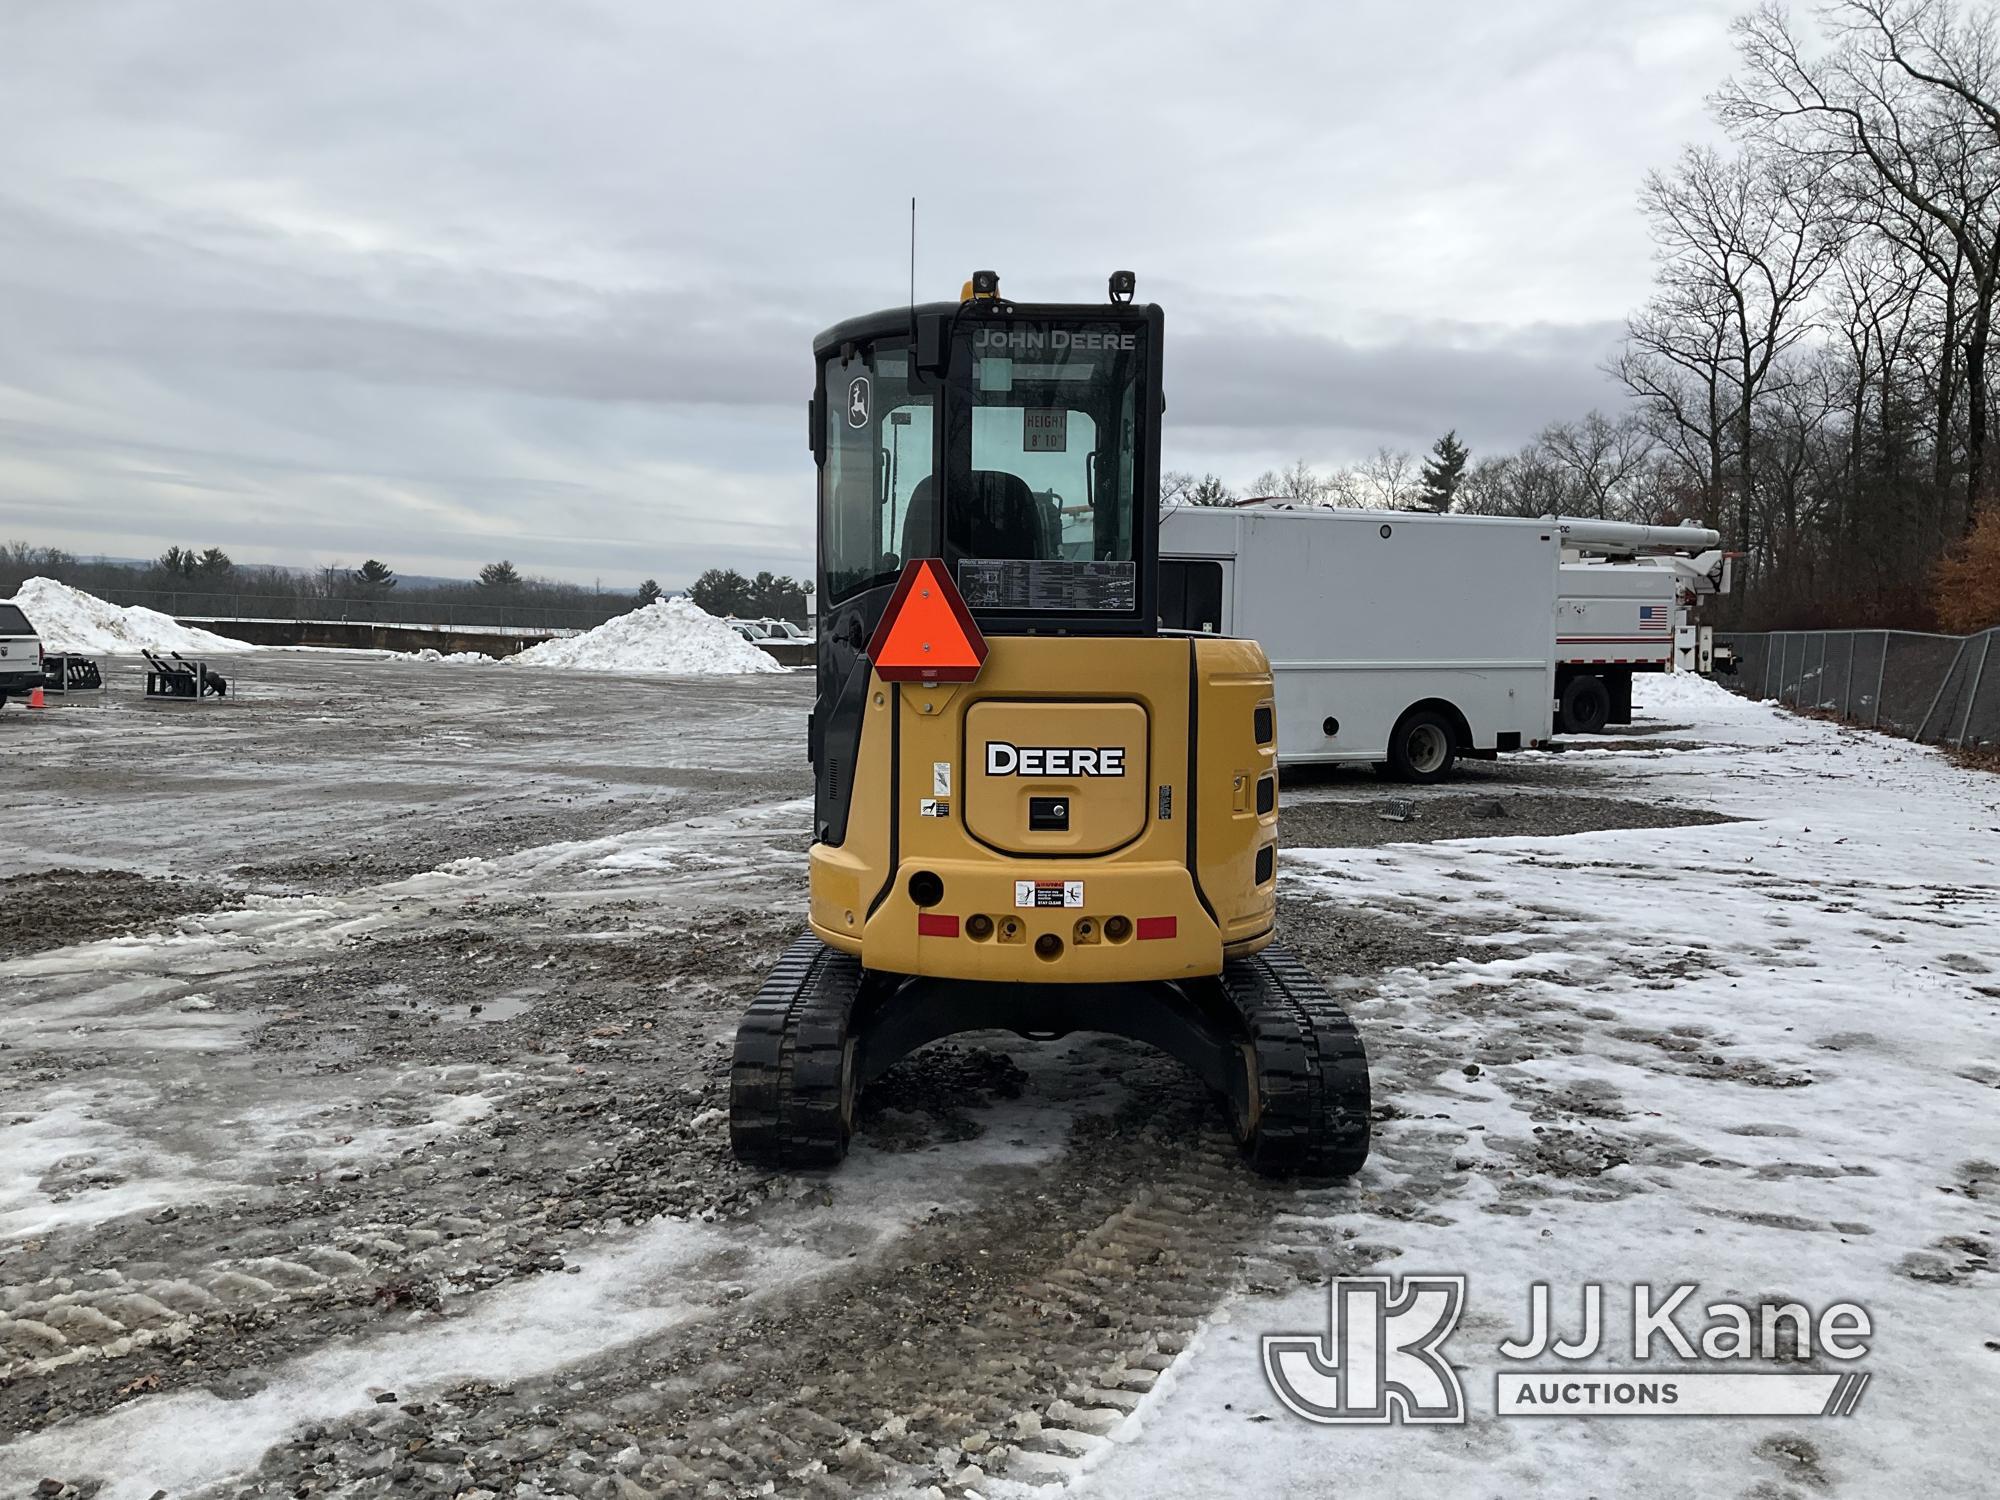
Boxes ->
[27,685,45,709]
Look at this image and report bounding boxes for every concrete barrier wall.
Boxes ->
[181,617,557,655]
[1719,627,2000,749]
[178,615,814,666]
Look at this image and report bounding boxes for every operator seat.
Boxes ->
[903,471,1054,565]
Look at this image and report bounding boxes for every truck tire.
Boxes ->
[1559,674,1612,735]
[1386,708,1457,784]
[1608,670,1633,727]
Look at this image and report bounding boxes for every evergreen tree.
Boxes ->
[478,560,521,591]
[637,578,663,606]
[753,574,809,622]
[688,567,752,617]
[353,558,397,591]
[1420,431,1470,511]
[1189,473,1234,507]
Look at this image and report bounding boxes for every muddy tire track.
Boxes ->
[206,1068,1353,1500]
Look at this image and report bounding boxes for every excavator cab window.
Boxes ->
[940,319,1143,615]
[814,304,1161,633]
[821,341,934,606]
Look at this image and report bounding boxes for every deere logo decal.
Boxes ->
[984,741,1127,777]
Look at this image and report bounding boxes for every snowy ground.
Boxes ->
[0,663,1994,1498]
[1084,675,2000,1500]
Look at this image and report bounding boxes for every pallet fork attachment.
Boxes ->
[40,654,104,693]
[142,650,229,699]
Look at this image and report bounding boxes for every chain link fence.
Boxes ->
[1718,627,2000,749]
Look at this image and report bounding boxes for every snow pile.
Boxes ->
[399,648,494,664]
[509,598,783,675]
[4,577,251,656]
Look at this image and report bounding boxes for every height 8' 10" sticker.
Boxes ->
[1015,880,1084,909]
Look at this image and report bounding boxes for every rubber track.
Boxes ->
[1222,944,1371,1177]
[731,932,862,1169]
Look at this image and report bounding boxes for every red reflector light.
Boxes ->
[917,913,960,938]
[1135,916,1177,941]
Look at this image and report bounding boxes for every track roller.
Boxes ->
[1221,946,1371,1178]
[729,933,862,1170]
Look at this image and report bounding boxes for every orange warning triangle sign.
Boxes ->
[867,558,988,682]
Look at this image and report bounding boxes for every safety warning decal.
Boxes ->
[1015,879,1084,909]
[933,760,952,796]
[919,798,950,818]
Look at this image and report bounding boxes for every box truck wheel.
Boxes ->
[1387,708,1457,783]
[1559,674,1612,735]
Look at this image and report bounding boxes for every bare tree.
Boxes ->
[1864,189,1968,507]
[1632,144,1839,582]
[1822,235,1928,581]
[1249,458,1336,504]
[1540,411,1657,518]
[1451,455,1523,515]
[1336,448,1422,510]
[1613,277,1738,525]
[1719,0,2000,527]
[1752,356,1843,598]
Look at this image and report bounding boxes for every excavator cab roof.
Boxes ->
[811,275,1164,638]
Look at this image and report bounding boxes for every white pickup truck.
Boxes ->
[0,602,43,709]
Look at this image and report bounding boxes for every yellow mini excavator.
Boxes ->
[730,271,1370,1176]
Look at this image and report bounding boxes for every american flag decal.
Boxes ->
[1638,605,1670,634]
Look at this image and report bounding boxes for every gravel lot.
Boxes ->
[0,656,1989,1500]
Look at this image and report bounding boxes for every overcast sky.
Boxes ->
[0,0,1742,587]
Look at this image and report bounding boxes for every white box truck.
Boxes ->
[1158,505,1558,780]
[1552,519,1734,732]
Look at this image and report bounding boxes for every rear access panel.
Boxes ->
[964,700,1149,856]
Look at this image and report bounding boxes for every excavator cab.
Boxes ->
[730,272,1370,1175]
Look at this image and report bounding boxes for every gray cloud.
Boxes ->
[1165,319,1627,464]
[0,0,1741,585]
